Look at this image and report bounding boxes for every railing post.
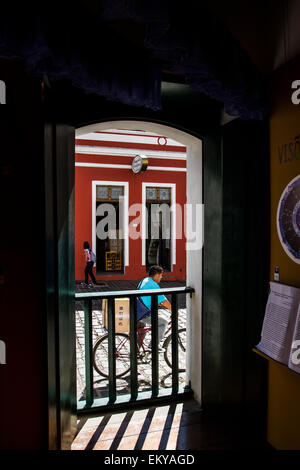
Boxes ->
[84,299,94,408]
[130,296,138,400]
[151,294,159,397]
[171,293,179,394]
[107,297,116,403]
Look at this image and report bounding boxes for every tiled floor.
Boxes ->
[72,399,272,451]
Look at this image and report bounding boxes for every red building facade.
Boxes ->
[75,129,187,282]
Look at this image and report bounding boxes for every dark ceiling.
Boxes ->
[204,0,300,75]
[3,1,296,118]
[104,0,300,77]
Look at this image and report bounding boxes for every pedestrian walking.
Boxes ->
[82,241,96,287]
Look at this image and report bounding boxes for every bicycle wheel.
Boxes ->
[93,333,131,378]
[137,325,152,352]
[163,328,186,371]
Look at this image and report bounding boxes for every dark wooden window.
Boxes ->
[96,185,124,274]
[146,187,171,271]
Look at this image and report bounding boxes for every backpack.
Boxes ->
[136,296,151,321]
[136,280,151,321]
[89,249,96,263]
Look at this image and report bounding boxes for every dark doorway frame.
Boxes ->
[44,81,269,449]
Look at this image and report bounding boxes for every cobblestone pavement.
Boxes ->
[75,302,187,404]
[75,280,187,308]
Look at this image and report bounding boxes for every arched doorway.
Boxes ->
[75,120,203,404]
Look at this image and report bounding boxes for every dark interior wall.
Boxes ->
[201,130,223,403]
[44,109,77,450]
[225,120,269,406]
[54,121,76,449]
[202,119,269,408]
[0,63,77,450]
[0,59,48,449]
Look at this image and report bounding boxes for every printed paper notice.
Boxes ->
[256,281,300,366]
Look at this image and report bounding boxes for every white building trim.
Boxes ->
[148,166,186,172]
[76,162,186,172]
[78,163,132,170]
[142,182,176,269]
[92,180,129,267]
[75,145,186,159]
[77,131,185,147]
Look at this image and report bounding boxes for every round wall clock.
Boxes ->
[131,155,148,174]
[277,174,300,263]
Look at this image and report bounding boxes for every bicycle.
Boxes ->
[93,319,186,378]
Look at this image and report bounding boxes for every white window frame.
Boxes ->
[142,182,176,269]
[92,180,129,268]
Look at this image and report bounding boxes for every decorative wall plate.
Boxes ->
[277,175,300,263]
[131,155,148,174]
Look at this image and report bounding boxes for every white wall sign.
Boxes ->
[0,340,6,364]
[0,80,6,104]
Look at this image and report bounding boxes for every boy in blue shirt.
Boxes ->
[138,265,172,351]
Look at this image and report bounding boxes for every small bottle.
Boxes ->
[274,266,279,281]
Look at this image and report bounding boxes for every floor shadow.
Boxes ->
[72,399,274,451]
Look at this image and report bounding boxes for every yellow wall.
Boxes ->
[268,361,300,449]
[269,55,300,449]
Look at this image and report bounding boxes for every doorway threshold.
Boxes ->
[77,386,193,416]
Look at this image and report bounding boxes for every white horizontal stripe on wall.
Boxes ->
[77,131,185,147]
[75,162,187,172]
[96,129,162,136]
[148,166,186,172]
[75,145,186,160]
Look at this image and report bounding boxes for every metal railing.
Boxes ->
[75,286,195,413]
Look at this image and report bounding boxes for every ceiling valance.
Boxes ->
[0,2,267,119]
